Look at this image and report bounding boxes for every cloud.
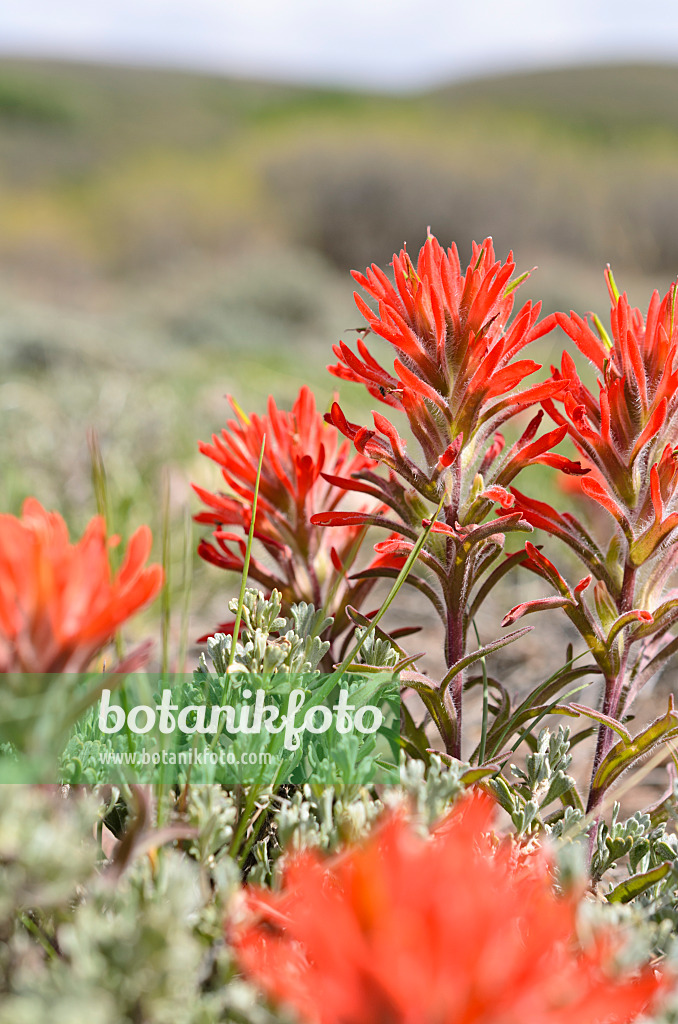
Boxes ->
[1,0,678,89]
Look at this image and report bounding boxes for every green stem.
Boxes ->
[20,913,58,960]
[227,436,267,674]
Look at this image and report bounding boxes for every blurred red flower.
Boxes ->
[0,498,163,673]
[194,386,380,633]
[232,796,666,1024]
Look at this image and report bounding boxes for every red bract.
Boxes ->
[543,269,678,528]
[328,236,571,485]
[194,386,380,641]
[0,499,163,673]
[231,796,666,1024]
[508,271,678,810]
[313,233,585,757]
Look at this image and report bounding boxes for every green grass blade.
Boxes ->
[228,435,266,672]
[160,468,172,677]
[307,493,446,709]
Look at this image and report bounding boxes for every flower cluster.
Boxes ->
[505,271,678,806]
[232,795,666,1024]
[312,234,585,756]
[194,386,381,647]
[0,499,163,673]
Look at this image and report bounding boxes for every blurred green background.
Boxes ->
[2,57,678,653]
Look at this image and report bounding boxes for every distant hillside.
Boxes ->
[0,58,677,291]
[2,57,678,578]
[433,62,678,135]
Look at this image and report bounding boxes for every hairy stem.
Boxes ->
[586,563,637,815]
[444,602,465,758]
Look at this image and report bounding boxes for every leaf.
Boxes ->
[606,862,672,904]
[344,606,409,657]
[626,598,678,642]
[459,513,532,550]
[465,675,511,762]
[568,703,632,742]
[460,762,507,784]
[400,670,438,696]
[392,652,426,673]
[440,627,533,689]
[343,662,391,674]
[311,511,417,537]
[486,661,599,757]
[605,609,653,647]
[593,696,678,793]
[423,751,507,782]
[389,626,422,640]
[400,703,431,762]
[502,596,572,627]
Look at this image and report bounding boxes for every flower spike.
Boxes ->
[516,271,678,810]
[313,232,579,756]
[194,386,381,649]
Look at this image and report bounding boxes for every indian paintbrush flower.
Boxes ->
[194,385,381,649]
[0,498,163,673]
[506,270,678,810]
[231,794,667,1024]
[312,233,585,757]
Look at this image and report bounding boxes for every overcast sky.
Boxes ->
[1,0,678,91]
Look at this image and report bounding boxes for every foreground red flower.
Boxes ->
[194,386,381,640]
[0,498,163,673]
[231,796,666,1024]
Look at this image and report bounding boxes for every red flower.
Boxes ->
[312,234,585,756]
[543,270,678,553]
[194,386,379,633]
[328,234,567,478]
[231,796,667,1024]
[0,499,163,673]
[509,272,678,808]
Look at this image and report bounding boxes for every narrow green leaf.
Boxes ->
[487,655,597,757]
[440,627,532,690]
[593,696,678,792]
[607,862,672,904]
[461,764,505,784]
[507,683,592,756]
[569,703,632,742]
